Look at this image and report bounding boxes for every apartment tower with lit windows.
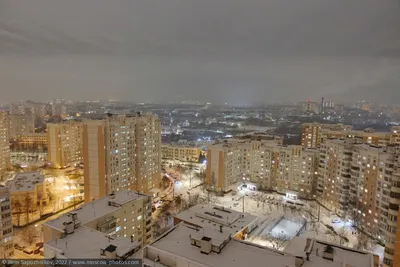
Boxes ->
[83,113,161,202]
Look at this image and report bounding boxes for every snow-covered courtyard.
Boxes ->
[268,218,304,240]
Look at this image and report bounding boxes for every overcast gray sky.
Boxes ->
[1,0,400,104]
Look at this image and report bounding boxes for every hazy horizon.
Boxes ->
[1,0,400,105]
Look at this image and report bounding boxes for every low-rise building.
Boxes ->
[173,204,258,240]
[43,190,153,249]
[8,172,47,211]
[143,224,378,267]
[18,133,48,149]
[44,225,140,261]
[0,185,13,259]
[161,144,202,162]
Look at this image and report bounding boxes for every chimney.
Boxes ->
[219,225,223,233]
[131,235,134,243]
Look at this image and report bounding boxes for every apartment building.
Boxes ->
[301,123,400,148]
[0,185,13,259]
[301,123,353,148]
[161,144,202,162]
[206,139,319,198]
[18,133,48,149]
[0,112,10,177]
[47,120,83,168]
[43,190,152,256]
[8,113,35,139]
[316,138,400,267]
[83,113,161,202]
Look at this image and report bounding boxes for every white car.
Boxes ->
[331,219,340,223]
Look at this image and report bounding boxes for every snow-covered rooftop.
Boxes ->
[146,223,297,267]
[8,172,45,192]
[44,190,150,232]
[174,204,258,235]
[300,238,377,267]
[45,226,139,259]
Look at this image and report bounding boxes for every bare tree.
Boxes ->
[24,194,34,224]
[37,195,46,217]
[12,200,22,226]
[22,227,36,245]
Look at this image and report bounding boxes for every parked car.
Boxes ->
[34,248,41,254]
[331,219,340,223]
[35,242,44,248]
[23,248,33,255]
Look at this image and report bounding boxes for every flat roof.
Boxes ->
[45,226,139,259]
[44,190,150,232]
[8,172,44,192]
[286,237,375,267]
[174,204,258,235]
[147,223,296,267]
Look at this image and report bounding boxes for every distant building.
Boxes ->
[161,144,202,162]
[298,101,319,113]
[17,133,48,149]
[47,120,83,168]
[83,114,161,202]
[8,114,35,139]
[43,190,153,257]
[0,185,13,259]
[301,123,400,149]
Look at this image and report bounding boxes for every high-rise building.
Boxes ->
[43,190,152,259]
[47,121,83,168]
[0,185,13,259]
[316,138,400,267]
[0,112,10,177]
[8,113,35,139]
[206,139,319,198]
[83,114,161,202]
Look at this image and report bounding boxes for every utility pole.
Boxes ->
[318,204,321,222]
[242,196,245,214]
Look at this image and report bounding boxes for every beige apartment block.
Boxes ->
[43,190,152,258]
[301,123,400,149]
[206,138,319,198]
[47,120,83,168]
[0,112,10,177]
[8,113,35,139]
[0,185,13,259]
[83,113,161,202]
[161,144,202,162]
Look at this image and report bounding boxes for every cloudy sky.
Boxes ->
[0,0,400,104]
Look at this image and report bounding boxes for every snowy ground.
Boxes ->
[269,218,304,240]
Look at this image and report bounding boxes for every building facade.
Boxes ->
[206,139,319,198]
[47,121,83,168]
[83,114,161,202]
[0,185,13,259]
[316,138,400,267]
[161,145,202,162]
[43,190,153,254]
[0,112,10,177]
[18,133,48,150]
[8,114,35,139]
[301,123,400,149]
